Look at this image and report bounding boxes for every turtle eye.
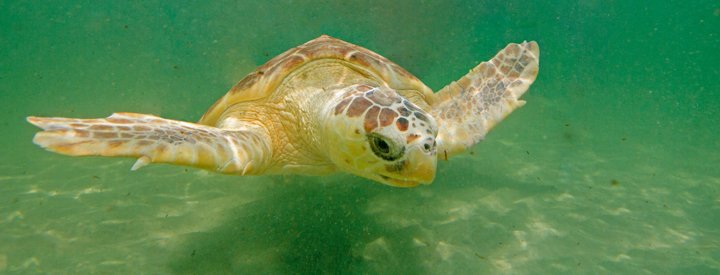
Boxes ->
[368,133,404,161]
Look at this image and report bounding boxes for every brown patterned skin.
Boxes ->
[325,84,438,186]
[431,42,539,157]
[27,113,271,174]
[27,35,539,187]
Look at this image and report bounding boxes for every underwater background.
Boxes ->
[1,0,718,273]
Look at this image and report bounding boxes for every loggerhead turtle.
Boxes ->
[27,35,539,187]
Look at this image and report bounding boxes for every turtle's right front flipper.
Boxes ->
[27,112,271,175]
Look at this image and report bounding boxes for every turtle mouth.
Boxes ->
[379,175,422,188]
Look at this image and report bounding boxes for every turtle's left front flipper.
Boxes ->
[430,41,539,158]
[27,113,271,175]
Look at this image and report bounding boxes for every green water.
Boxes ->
[1,1,718,273]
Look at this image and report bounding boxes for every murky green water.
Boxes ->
[1,1,718,273]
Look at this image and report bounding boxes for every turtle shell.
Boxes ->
[198,35,434,126]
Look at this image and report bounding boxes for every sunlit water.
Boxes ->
[1,1,718,273]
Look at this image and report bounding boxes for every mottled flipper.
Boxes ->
[430,41,539,158]
[27,113,271,174]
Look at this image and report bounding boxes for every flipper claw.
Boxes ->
[131,155,152,171]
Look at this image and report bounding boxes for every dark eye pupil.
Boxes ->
[377,139,389,153]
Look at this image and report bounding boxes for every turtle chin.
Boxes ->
[377,175,427,188]
[356,149,434,187]
[372,154,437,187]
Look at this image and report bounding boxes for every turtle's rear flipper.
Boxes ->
[430,41,539,158]
[27,112,270,175]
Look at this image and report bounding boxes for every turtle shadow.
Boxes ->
[166,176,427,274]
[166,164,556,274]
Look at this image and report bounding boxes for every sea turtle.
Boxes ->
[27,35,539,187]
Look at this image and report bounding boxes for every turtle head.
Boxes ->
[324,84,438,187]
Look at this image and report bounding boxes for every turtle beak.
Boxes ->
[378,149,436,187]
[406,149,436,184]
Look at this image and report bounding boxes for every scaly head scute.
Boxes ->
[325,84,438,187]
